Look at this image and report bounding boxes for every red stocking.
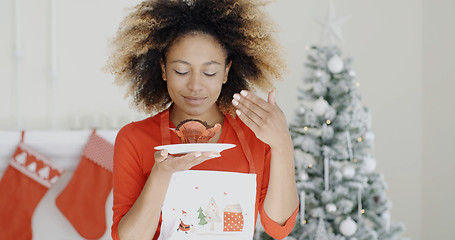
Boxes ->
[56,130,114,239]
[0,133,64,240]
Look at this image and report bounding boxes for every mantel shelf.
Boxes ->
[0,130,119,172]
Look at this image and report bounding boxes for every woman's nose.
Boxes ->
[186,73,202,90]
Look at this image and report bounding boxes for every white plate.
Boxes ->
[154,143,236,155]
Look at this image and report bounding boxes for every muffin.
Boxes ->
[171,119,221,143]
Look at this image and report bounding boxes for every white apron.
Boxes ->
[157,111,258,240]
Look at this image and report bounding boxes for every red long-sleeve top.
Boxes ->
[112,109,298,239]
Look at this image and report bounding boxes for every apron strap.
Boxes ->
[160,109,172,145]
[20,130,25,143]
[226,115,257,174]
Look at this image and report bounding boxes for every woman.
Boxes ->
[105,0,299,239]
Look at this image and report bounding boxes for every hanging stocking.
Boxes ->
[56,130,114,239]
[0,132,64,240]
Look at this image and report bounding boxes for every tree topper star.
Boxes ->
[315,0,351,45]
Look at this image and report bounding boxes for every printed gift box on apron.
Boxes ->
[158,111,258,240]
[159,170,256,240]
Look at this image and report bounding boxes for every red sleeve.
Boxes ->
[259,204,299,239]
[258,145,299,239]
[111,125,148,239]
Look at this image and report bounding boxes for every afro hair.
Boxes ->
[105,0,286,115]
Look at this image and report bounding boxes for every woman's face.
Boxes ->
[161,33,231,123]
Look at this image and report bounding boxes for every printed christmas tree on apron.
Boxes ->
[197,207,208,226]
[206,197,221,231]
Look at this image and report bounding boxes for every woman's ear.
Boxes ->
[160,58,167,81]
[223,60,232,84]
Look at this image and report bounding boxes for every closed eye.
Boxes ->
[204,72,217,77]
[175,70,189,75]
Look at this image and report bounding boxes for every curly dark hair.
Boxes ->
[105,0,286,115]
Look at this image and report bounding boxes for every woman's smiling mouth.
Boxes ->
[183,96,206,105]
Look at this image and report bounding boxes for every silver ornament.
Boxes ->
[339,217,357,237]
[313,97,330,116]
[342,166,355,179]
[362,156,376,173]
[328,55,344,73]
[325,203,337,213]
[300,172,309,181]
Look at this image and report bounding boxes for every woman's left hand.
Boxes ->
[232,90,292,150]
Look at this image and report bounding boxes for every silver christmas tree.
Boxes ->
[260,45,406,240]
[258,2,407,239]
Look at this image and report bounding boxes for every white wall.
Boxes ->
[0,0,144,130]
[2,0,454,240]
[422,1,455,239]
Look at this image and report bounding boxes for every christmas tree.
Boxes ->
[205,197,221,231]
[261,46,406,240]
[259,2,406,239]
[197,207,208,226]
[285,43,407,240]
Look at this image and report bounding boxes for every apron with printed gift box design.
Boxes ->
[157,111,258,240]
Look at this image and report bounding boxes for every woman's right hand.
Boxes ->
[153,150,220,175]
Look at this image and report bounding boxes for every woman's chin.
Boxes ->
[178,105,207,117]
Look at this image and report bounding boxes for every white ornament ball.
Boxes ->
[328,55,344,73]
[365,131,375,141]
[349,70,356,77]
[313,97,330,116]
[342,166,355,179]
[325,203,337,213]
[315,69,324,78]
[363,157,376,173]
[299,106,306,114]
[339,217,357,237]
[300,172,309,181]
